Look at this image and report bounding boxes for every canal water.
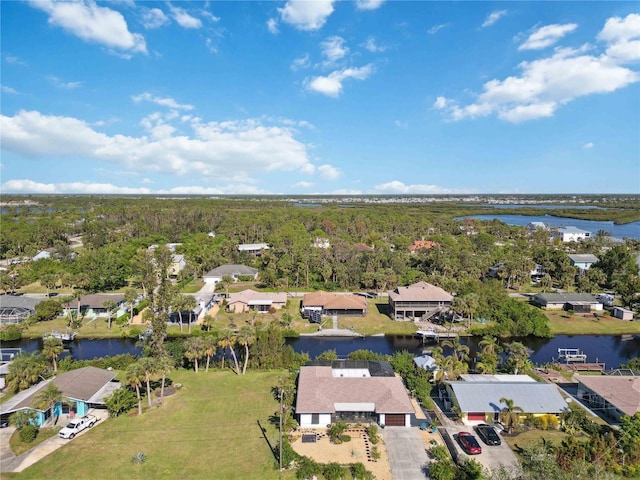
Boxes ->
[6,334,639,369]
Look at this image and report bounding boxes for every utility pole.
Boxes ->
[278,388,283,471]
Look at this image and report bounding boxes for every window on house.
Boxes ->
[311,414,319,424]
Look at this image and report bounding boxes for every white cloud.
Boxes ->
[132,92,194,111]
[519,23,578,50]
[168,3,202,29]
[394,120,408,128]
[583,142,594,149]
[1,179,152,195]
[47,75,82,89]
[200,10,220,23]
[598,13,640,63]
[355,0,384,11]
[435,15,640,123]
[361,37,386,52]
[28,0,147,54]
[267,18,279,34]
[1,110,314,179]
[295,181,314,188]
[428,23,450,35]
[141,8,169,29]
[278,0,335,31]
[321,36,349,65]
[305,64,374,97]
[5,56,27,66]
[373,181,455,194]
[291,53,310,71]
[481,10,508,28]
[317,164,341,179]
[141,177,153,184]
[1,85,18,94]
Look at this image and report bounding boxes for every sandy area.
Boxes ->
[291,428,392,480]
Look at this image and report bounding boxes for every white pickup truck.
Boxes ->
[58,414,97,439]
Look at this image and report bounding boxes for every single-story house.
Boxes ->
[203,265,259,287]
[552,226,591,243]
[227,289,287,314]
[576,373,640,422]
[0,295,43,324]
[532,293,603,312]
[296,360,414,428]
[612,307,634,320]
[568,254,599,271]
[64,294,126,318]
[408,240,439,253]
[237,243,270,255]
[0,366,119,426]
[388,281,453,321]
[168,254,187,278]
[413,354,439,372]
[301,292,368,319]
[32,248,57,262]
[444,375,568,425]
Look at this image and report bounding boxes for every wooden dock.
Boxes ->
[555,362,606,372]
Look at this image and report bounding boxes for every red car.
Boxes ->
[457,432,482,455]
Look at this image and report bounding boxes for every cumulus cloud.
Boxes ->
[267,17,279,34]
[583,142,595,149]
[168,3,202,29]
[373,181,455,194]
[141,7,169,29]
[317,164,341,179]
[1,110,315,179]
[598,13,640,63]
[428,23,450,35]
[132,92,194,111]
[28,0,147,54]
[481,10,508,28]
[361,37,386,52]
[355,0,384,11]
[1,85,18,94]
[435,14,640,123]
[321,36,349,65]
[278,0,335,31]
[305,64,374,97]
[47,75,82,89]
[519,23,578,50]
[291,53,310,71]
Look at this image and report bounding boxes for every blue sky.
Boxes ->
[1,1,639,195]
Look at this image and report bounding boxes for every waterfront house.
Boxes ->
[387,281,453,321]
[203,264,259,288]
[568,253,599,271]
[63,294,126,318]
[0,295,42,324]
[575,372,640,422]
[296,360,414,427]
[612,307,634,320]
[552,226,591,242]
[0,366,119,427]
[532,292,602,312]
[444,374,568,425]
[301,292,368,318]
[227,289,287,314]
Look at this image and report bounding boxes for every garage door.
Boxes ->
[468,412,485,422]
[385,414,406,426]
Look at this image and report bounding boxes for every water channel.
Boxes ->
[6,334,639,369]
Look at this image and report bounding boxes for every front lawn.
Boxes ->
[10,427,60,456]
[9,370,294,480]
[545,311,640,335]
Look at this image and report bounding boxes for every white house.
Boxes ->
[203,264,259,287]
[553,226,591,242]
[237,243,270,255]
[568,254,599,271]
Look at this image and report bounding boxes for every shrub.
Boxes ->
[534,415,548,430]
[350,462,374,480]
[340,434,351,443]
[322,462,345,480]
[0,324,22,341]
[19,424,38,443]
[366,425,379,445]
[131,452,146,464]
[296,457,321,479]
[370,446,381,460]
[329,421,348,444]
[430,445,450,461]
[105,387,138,417]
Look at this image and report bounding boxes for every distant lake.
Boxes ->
[456,214,640,239]
[293,203,322,207]
[469,204,608,210]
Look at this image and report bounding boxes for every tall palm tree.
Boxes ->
[138,357,157,407]
[218,329,240,374]
[35,383,63,426]
[237,326,255,375]
[505,342,531,375]
[42,337,64,372]
[499,397,524,433]
[156,354,173,403]
[124,288,138,324]
[203,334,218,372]
[441,337,470,363]
[125,361,146,415]
[103,300,116,330]
[184,337,206,373]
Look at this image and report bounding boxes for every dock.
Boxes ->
[557,348,587,363]
[43,330,76,342]
[555,362,606,372]
[415,330,459,341]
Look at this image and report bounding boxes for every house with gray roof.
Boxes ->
[0,295,43,324]
[568,253,599,271]
[576,373,640,422]
[0,366,119,426]
[203,264,259,288]
[444,375,568,425]
[296,361,414,427]
[532,292,602,312]
[387,281,453,321]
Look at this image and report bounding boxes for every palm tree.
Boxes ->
[237,326,255,375]
[156,354,173,403]
[42,337,64,372]
[7,352,49,393]
[184,336,206,373]
[203,334,218,372]
[138,356,157,407]
[499,397,524,433]
[103,300,116,330]
[35,383,63,426]
[218,329,240,374]
[124,288,138,324]
[10,410,37,430]
[505,342,531,375]
[441,337,470,363]
[125,361,146,415]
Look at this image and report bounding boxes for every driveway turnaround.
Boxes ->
[383,427,430,480]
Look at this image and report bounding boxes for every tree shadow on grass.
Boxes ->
[257,419,278,463]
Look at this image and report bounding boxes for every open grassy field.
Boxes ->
[6,370,294,480]
[545,310,640,335]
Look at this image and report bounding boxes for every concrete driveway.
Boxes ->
[383,427,430,480]
[445,425,518,473]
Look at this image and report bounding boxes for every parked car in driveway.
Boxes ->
[473,424,501,446]
[457,432,482,455]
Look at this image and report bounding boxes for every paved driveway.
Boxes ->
[383,427,429,480]
[445,425,518,473]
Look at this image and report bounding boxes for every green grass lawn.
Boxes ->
[545,311,640,335]
[502,428,575,453]
[8,370,294,480]
[10,427,60,456]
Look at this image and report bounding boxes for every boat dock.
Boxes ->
[415,330,459,341]
[43,330,76,342]
[557,348,587,363]
[555,362,606,372]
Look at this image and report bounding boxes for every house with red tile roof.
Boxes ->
[408,240,439,253]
